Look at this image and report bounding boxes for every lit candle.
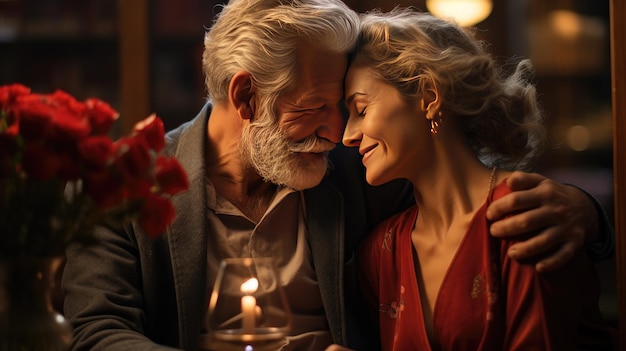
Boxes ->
[240,277,259,334]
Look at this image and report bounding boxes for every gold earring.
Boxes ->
[430,119,439,134]
[430,111,443,134]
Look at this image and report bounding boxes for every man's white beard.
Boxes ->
[241,121,335,190]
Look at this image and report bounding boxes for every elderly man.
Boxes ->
[63,0,612,350]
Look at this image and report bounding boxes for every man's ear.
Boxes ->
[229,71,256,120]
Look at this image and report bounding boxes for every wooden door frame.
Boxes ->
[610,0,625,347]
[118,0,150,135]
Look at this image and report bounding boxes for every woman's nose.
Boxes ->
[342,117,362,148]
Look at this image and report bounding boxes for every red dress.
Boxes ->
[357,181,616,351]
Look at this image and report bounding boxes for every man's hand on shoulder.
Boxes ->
[486,171,599,273]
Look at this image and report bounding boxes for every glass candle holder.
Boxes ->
[207,257,291,349]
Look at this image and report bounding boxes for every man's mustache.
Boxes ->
[288,136,336,153]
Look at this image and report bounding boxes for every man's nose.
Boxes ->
[316,104,345,144]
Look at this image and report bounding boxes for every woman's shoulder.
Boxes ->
[361,206,418,248]
[490,177,513,202]
[377,206,418,232]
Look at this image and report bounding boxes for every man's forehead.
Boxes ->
[294,43,348,81]
[281,84,343,110]
[286,45,346,103]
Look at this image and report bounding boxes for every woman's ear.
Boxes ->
[229,71,256,120]
[419,79,441,120]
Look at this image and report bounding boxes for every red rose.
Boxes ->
[112,136,154,199]
[133,114,165,152]
[0,83,30,106]
[0,85,29,137]
[79,136,114,170]
[47,94,91,141]
[49,90,87,117]
[138,193,176,238]
[84,98,119,136]
[84,169,126,209]
[113,136,153,177]
[50,109,91,141]
[155,156,189,195]
[13,94,56,140]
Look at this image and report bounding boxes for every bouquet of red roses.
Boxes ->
[0,83,189,257]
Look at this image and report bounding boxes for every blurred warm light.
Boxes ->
[567,125,591,151]
[528,10,606,75]
[549,10,583,39]
[426,0,493,27]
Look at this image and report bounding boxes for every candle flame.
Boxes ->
[240,278,259,293]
